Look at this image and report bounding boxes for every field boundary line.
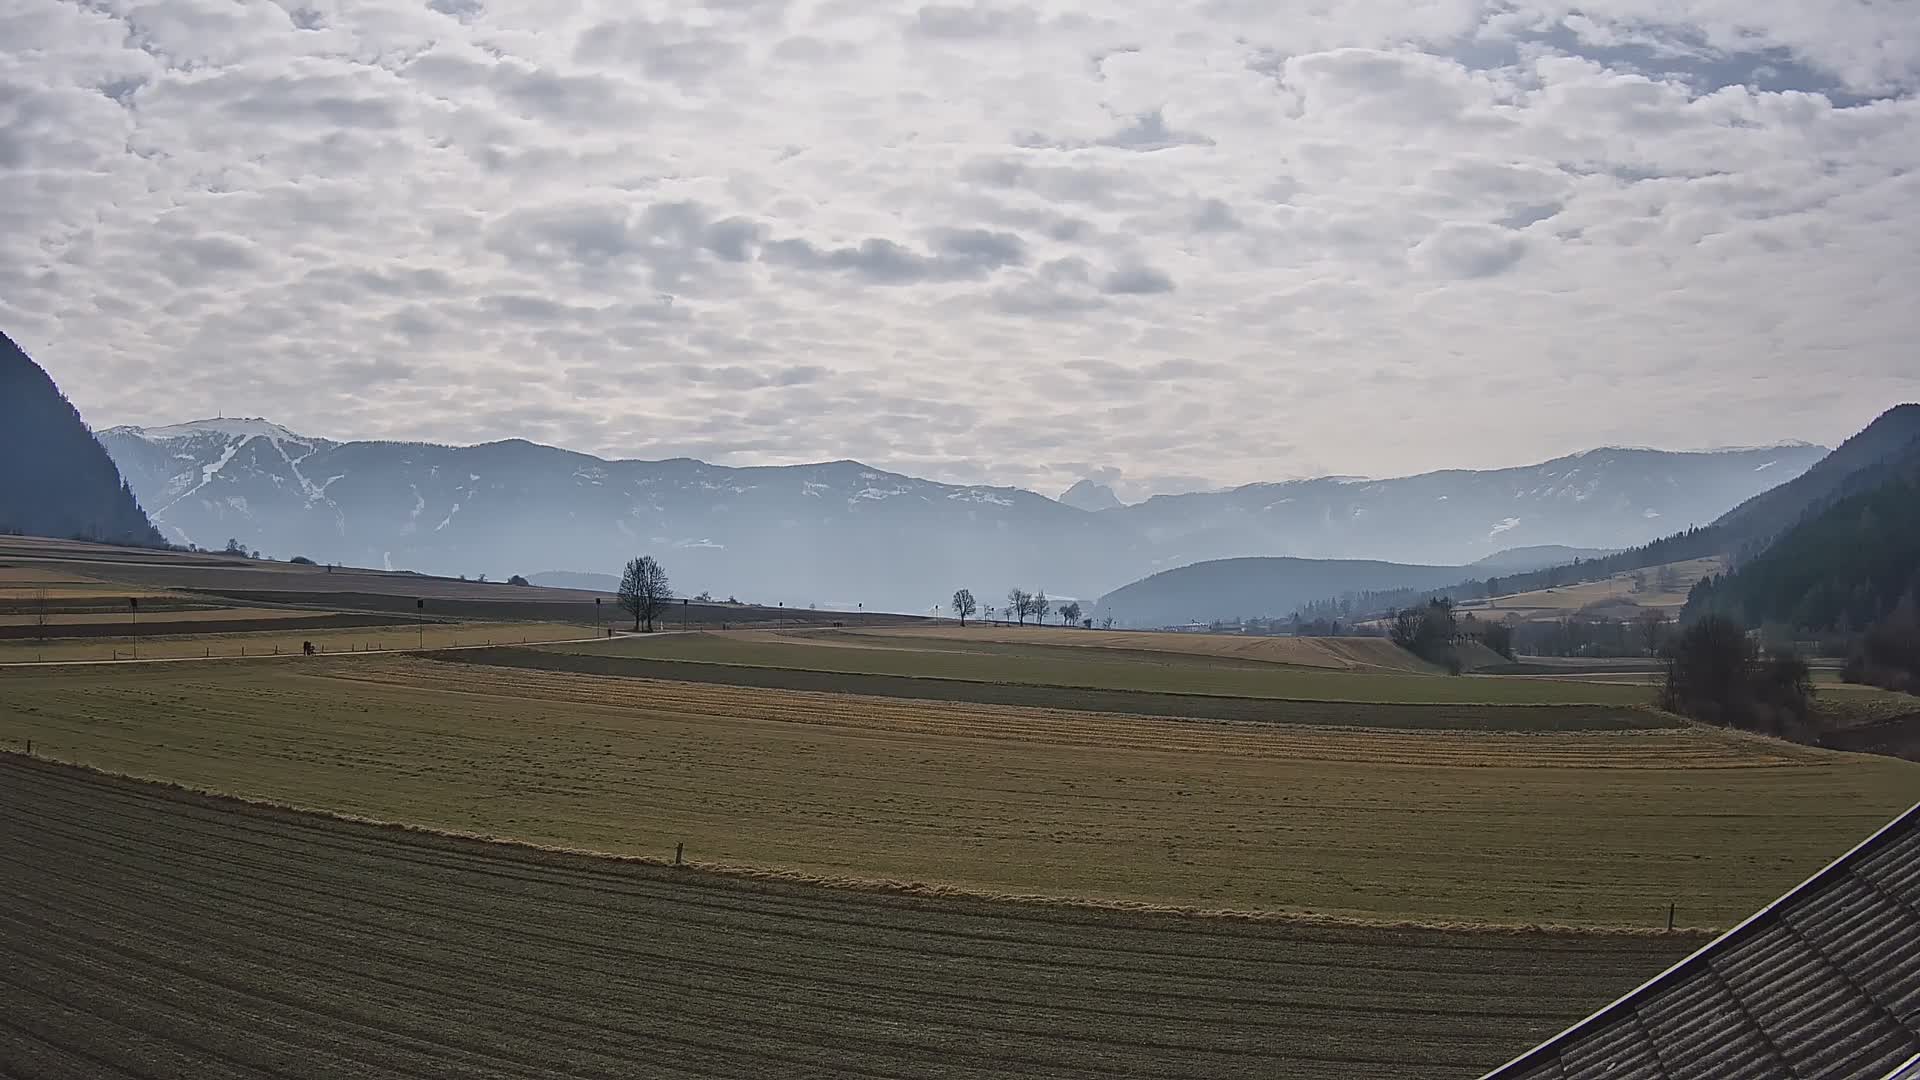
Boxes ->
[0,752,1719,939]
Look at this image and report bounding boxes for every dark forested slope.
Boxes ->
[0,332,163,546]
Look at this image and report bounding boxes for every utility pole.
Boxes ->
[129,597,139,659]
[416,598,425,649]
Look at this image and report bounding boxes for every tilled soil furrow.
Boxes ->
[0,757,1689,1078]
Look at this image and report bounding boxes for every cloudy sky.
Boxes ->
[5,0,1918,500]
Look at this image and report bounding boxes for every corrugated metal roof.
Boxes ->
[1485,802,1920,1080]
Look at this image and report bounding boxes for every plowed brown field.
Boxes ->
[0,755,1698,1080]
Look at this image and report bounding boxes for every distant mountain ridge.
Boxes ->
[1095,557,1474,628]
[0,332,163,547]
[99,418,1827,613]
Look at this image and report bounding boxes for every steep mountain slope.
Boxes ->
[1711,404,1920,555]
[1686,438,1920,633]
[100,420,1826,613]
[1450,405,1920,606]
[0,332,163,547]
[1095,557,1474,627]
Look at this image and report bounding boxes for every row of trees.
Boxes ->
[949,588,1086,628]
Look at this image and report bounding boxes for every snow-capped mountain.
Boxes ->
[98,419,1827,612]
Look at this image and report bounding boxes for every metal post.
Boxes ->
[129,597,139,659]
[675,842,684,866]
[1667,903,1675,931]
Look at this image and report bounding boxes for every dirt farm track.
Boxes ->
[0,756,1696,1080]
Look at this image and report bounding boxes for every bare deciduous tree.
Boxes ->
[618,556,673,632]
[32,587,50,642]
[1031,590,1051,626]
[1008,588,1031,626]
[1638,609,1670,656]
[1059,600,1082,626]
[951,588,978,626]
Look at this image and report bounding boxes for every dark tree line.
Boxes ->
[1659,615,1813,736]
[1682,457,1920,693]
[1389,598,1463,674]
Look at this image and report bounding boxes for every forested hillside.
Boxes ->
[1684,446,1920,635]
[0,332,163,547]
[1318,405,1920,622]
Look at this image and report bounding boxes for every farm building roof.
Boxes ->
[1484,801,1920,1080]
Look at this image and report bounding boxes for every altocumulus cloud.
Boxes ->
[3,0,1919,499]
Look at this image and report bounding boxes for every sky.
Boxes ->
[5,0,1919,502]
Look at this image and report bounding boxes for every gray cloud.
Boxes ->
[1018,108,1214,152]
[1102,265,1176,294]
[911,4,1038,40]
[4,0,1917,501]
[764,227,1026,284]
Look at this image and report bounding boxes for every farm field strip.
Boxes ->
[537,632,1657,706]
[827,626,1448,672]
[0,621,592,663]
[481,644,1670,729]
[3,657,1911,926]
[348,659,1774,766]
[0,756,1698,1079]
[0,606,326,627]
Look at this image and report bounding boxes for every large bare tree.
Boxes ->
[1031,590,1051,627]
[950,588,977,627]
[618,556,673,632]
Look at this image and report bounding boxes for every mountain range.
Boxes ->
[98,417,1826,613]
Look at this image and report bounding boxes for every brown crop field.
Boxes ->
[0,756,1700,1079]
[541,630,1657,706]
[0,605,331,628]
[0,621,592,662]
[3,656,1913,927]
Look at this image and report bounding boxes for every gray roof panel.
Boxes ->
[1484,803,1920,1080]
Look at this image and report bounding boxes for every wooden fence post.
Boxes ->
[675,842,684,866]
[1667,903,1675,931]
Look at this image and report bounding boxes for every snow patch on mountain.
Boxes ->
[113,418,305,442]
[1490,516,1521,537]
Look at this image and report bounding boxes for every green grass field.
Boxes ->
[0,756,1699,1080]
[4,656,1912,927]
[541,630,1658,705]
